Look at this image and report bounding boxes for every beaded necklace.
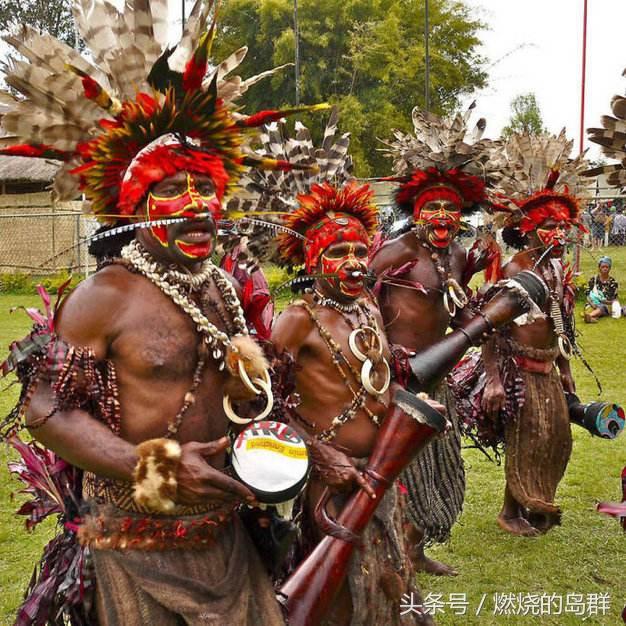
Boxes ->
[416,234,468,316]
[296,297,389,442]
[122,240,247,366]
[120,241,248,437]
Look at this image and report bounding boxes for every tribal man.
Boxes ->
[0,2,325,623]
[230,114,440,624]
[370,105,499,575]
[460,131,587,536]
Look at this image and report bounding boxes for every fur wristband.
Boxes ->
[133,438,182,513]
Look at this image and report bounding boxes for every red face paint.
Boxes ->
[146,173,221,259]
[320,241,369,299]
[303,213,369,273]
[536,223,568,256]
[414,191,462,249]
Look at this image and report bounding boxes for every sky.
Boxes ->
[1,0,623,162]
[461,0,626,159]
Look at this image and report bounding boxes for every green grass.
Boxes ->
[0,296,58,624]
[0,251,624,624]
[422,245,626,625]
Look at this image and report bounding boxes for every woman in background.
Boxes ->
[584,256,619,322]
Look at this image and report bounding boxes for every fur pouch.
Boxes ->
[133,438,182,513]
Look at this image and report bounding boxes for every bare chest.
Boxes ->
[111,279,236,381]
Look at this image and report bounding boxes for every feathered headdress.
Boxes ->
[225,107,378,271]
[586,68,626,189]
[0,0,328,223]
[487,130,589,234]
[379,101,496,215]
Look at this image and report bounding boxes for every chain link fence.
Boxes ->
[0,193,98,277]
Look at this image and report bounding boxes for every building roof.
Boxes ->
[0,155,61,184]
[0,104,61,183]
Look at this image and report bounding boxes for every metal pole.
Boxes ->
[579,0,588,155]
[424,0,430,111]
[575,0,588,273]
[294,0,300,105]
[182,0,186,34]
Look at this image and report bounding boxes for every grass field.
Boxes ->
[0,248,624,624]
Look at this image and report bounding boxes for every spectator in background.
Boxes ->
[584,256,619,323]
[611,207,626,246]
[591,204,608,249]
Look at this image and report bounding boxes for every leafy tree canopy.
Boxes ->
[0,0,79,48]
[213,0,488,176]
[501,92,545,139]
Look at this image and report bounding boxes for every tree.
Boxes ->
[213,0,487,176]
[0,0,79,49]
[501,93,545,139]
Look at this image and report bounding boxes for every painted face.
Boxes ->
[535,220,569,257]
[319,240,369,300]
[415,199,462,249]
[145,172,220,261]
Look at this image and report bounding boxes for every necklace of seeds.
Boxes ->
[313,290,381,356]
[201,284,237,337]
[334,298,382,363]
[537,259,573,359]
[419,238,451,295]
[416,237,468,315]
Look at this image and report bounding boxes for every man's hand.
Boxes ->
[482,376,506,419]
[560,372,576,394]
[419,395,447,416]
[309,441,376,499]
[176,438,257,506]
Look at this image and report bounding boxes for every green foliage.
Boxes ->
[573,272,589,303]
[0,0,80,49]
[501,92,546,139]
[0,272,82,295]
[213,0,487,176]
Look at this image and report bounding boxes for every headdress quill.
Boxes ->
[0,0,328,223]
[224,107,378,271]
[378,101,497,215]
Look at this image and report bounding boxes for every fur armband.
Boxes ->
[133,438,182,513]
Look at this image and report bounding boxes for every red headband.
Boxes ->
[517,192,583,233]
[117,144,229,216]
[413,186,463,214]
[396,167,486,214]
[303,213,369,272]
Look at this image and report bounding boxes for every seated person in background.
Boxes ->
[585,256,619,322]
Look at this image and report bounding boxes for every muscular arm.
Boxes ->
[271,303,314,360]
[480,259,524,418]
[25,267,136,480]
[28,383,137,481]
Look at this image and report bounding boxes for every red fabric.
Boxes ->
[220,249,274,339]
[514,355,554,374]
[118,146,229,216]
